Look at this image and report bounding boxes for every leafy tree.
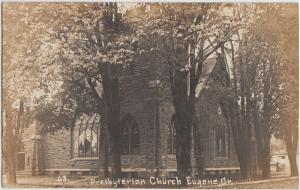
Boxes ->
[3,3,45,184]
[3,3,135,183]
[127,3,245,183]
[272,4,298,177]
[31,3,137,181]
[221,4,298,179]
[247,4,298,178]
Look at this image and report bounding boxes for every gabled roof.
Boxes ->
[195,58,217,98]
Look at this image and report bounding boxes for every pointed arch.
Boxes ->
[121,114,140,155]
[215,124,226,157]
[78,114,100,157]
[167,114,176,155]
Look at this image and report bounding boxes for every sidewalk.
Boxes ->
[2,174,299,189]
[218,176,299,189]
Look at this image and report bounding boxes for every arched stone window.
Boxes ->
[167,115,176,155]
[215,124,226,157]
[121,114,140,155]
[78,114,100,157]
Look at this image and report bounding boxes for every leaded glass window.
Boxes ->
[121,114,140,155]
[167,115,176,155]
[78,114,100,157]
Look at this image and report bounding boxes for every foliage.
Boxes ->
[2,2,298,181]
[220,3,298,178]
[4,3,138,131]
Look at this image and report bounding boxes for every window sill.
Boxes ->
[121,154,142,156]
[214,156,228,160]
[71,157,99,161]
[121,155,145,159]
[167,154,176,158]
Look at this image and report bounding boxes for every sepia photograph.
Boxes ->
[1,2,299,189]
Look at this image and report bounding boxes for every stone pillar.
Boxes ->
[31,135,45,175]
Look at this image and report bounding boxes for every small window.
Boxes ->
[215,125,226,157]
[121,125,129,154]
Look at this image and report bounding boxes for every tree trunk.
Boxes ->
[220,95,252,180]
[5,156,17,185]
[101,64,122,186]
[103,130,109,178]
[224,49,252,179]
[5,140,17,185]
[260,61,272,179]
[175,112,191,185]
[287,150,298,176]
[260,120,271,179]
[101,107,109,178]
[3,102,17,185]
[172,70,197,186]
[239,155,251,179]
[252,100,263,173]
[261,133,271,179]
[238,137,252,180]
[5,134,17,185]
[105,79,121,181]
[286,132,298,176]
[261,153,271,178]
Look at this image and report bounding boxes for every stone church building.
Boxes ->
[16,55,240,178]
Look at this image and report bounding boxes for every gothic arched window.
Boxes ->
[215,124,226,157]
[167,115,176,155]
[121,114,140,155]
[78,114,100,157]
